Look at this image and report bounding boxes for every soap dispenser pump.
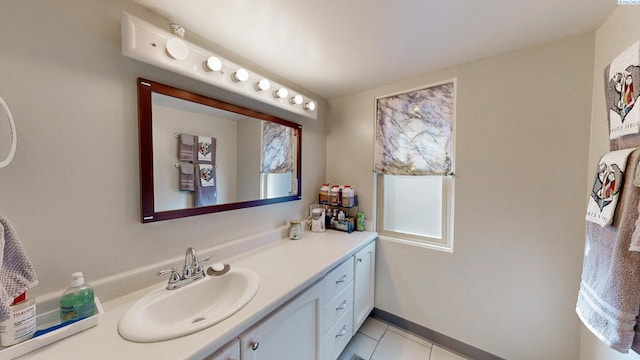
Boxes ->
[59,272,95,322]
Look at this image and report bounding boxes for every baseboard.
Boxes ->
[370,308,505,360]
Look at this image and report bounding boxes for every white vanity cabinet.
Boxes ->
[235,239,376,360]
[323,257,355,360]
[239,280,325,360]
[353,241,376,333]
[205,338,240,360]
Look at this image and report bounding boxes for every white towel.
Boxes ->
[586,148,636,226]
[608,40,640,140]
[0,215,38,322]
[197,136,213,162]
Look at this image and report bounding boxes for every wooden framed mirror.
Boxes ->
[138,78,302,223]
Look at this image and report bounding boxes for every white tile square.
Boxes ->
[338,332,378,360]
[430,345,468,360]
[387,325,432,348]
[371,329,430,360]
[358,317,387,341]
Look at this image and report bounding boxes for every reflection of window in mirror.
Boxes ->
[261,173,293,199]
[259,121,298,199]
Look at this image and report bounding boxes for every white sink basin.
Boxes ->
[118,267,259,342]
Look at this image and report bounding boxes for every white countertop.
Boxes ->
[17,230,377,360]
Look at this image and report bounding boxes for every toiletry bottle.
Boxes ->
[60,272,95,322]
[330,185,340,205]
[319,183,330,204]
[342,185,355,207]
[0,293,36,346]
[356,213,365,231]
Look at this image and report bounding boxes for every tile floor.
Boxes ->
[338,317,469,360]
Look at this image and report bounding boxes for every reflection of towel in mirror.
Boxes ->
[179,163,194,191]
[0,215,38,322]
[194,164,217,207]
[179,134,195,162]
[577,149,640,353]
[197,136,216,163]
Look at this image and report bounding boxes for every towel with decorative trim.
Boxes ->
[197,136,215,163]
[179,133,195,162]
[577,149,640,353]
[194,164,217,207]
[586,148,636,226]
[607,40,640,140]
[179,163,194,191]
[0,215,38,322]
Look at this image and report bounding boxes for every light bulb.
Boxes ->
[203,56,222,72]
[255,79,271,91]
[233,68,249,82]
[165,38,188,60]
[290,95,303,105]
[304,101,316,111]
[274,88,289,99]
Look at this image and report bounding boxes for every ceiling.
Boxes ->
[134,0,616,99]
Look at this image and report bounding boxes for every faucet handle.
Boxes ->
[194,256,211,274]
[157,267,181,284]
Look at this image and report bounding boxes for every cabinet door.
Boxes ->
[240,281,324,360]
[205,338,240,360]
[353,241,376,333]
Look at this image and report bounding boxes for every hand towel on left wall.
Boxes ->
[586,148,636,226]
[0,215,38,323]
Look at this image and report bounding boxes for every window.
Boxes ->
[374,79,456,252]
[377,173,454,251]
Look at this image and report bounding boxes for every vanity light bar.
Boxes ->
[121,11,318,119]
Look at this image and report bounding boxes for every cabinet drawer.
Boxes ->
[324,281,353,333]
[324,257,354,302]
[323,307,354,360]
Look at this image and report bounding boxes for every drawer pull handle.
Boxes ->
[335,326,347,338]
[336,300,347,311]
[250,341,260,351]
[336,275,347,284]
[357,258,363,263]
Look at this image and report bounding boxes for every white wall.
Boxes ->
[0,0,326,297]
[327,34,595,359]
[581,5,640,360]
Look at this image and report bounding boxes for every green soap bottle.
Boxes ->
[60,272,95,322]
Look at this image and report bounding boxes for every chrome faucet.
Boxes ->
[158,247,210,290]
